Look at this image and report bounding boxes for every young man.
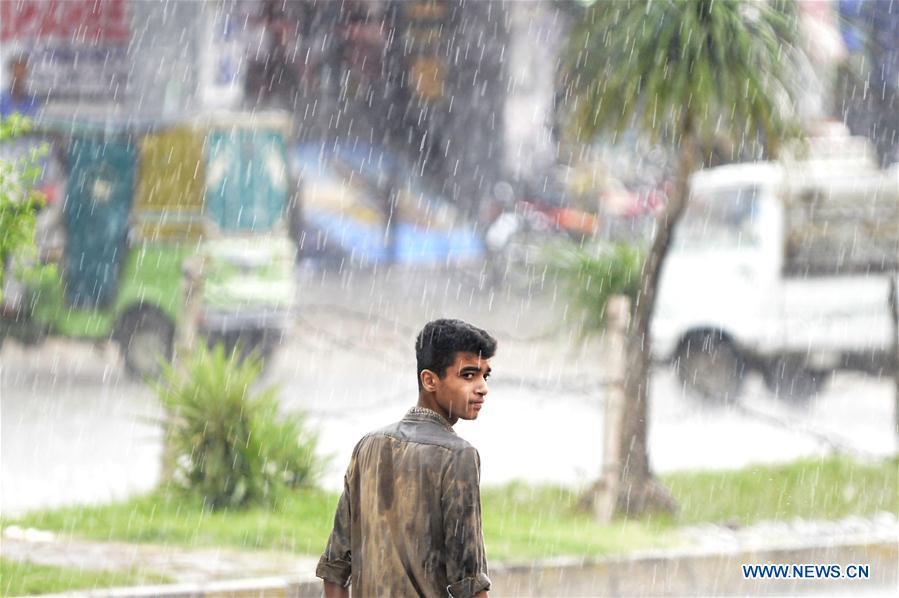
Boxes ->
[316,318,496,598]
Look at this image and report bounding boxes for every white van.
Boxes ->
[652,138,899,401]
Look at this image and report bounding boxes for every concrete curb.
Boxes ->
[31,577,319,598]
[491,534,898,596]
[31,534,897,597]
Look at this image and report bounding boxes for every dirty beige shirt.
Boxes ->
[316,407,490,597]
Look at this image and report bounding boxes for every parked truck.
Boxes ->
[652,134,899,401]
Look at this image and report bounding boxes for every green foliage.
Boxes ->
[565,0,802,152]
[156,343,323,511]
[0,114,47,301]
[2,487,339,555]
[1,558,171,597]
[481,483,677,560]
[666,455,899,526]
[551,242,644,334]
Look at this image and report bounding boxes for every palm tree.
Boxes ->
[565,0,801,516]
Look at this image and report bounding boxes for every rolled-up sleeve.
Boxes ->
[442,447,490,598]
[315,471,353,586]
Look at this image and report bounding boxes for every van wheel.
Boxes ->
[117,308,175,380]
[763,358,826,402]
[675,332,746,403]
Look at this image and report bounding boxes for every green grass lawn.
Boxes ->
[667,455,898,526]
[481,483,678,561]
[5,456,896,566]
[1,559,170,597]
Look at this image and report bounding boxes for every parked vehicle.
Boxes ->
[0,106,297,379]
[653,136,899,401]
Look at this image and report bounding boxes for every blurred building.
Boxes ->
[504,2,567,180]
[762,0,899,166]
[2,0,515,219]
[239,0,509,219]
[1,0,130,102]
[837,0,899,166]
[0,0,240,112]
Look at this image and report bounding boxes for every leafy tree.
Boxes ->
[0,114,46,303]
[565,0,801,516]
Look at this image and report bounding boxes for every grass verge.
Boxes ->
[1,559,170,597]
[4,456,895,565]
[667,454,897,526]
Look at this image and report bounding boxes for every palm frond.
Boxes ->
[565,0,802,154]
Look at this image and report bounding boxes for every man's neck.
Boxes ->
[416,396,457,426]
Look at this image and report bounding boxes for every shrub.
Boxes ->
[0,114,47,302]
[551,242,644,334]
[156,343,322,510]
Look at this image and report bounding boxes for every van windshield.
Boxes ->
[673,185,760,250]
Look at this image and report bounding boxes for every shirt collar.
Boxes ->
[405,406,455,430]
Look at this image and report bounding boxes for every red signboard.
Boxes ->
[1,0,128,43]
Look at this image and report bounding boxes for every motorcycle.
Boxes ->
[483,180,599,292]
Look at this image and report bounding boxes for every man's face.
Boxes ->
[427,351,491,424]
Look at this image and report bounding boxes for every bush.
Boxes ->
[156,343,322,510]
[551,242,644,334]
[0,114,47,303]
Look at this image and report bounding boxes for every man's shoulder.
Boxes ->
[361,418,473,453]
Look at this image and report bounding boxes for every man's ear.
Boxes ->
[420,369,439,392]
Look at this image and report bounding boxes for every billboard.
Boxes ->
[1,0,130,100]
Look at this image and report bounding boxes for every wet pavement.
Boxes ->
[2,264,897,515]
[2,525,318,584]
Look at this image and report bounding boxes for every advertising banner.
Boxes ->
[1,0,130,100]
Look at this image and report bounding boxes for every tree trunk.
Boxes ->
[615,128,698,517]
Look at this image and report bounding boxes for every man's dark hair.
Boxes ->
[416,319,497,389]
